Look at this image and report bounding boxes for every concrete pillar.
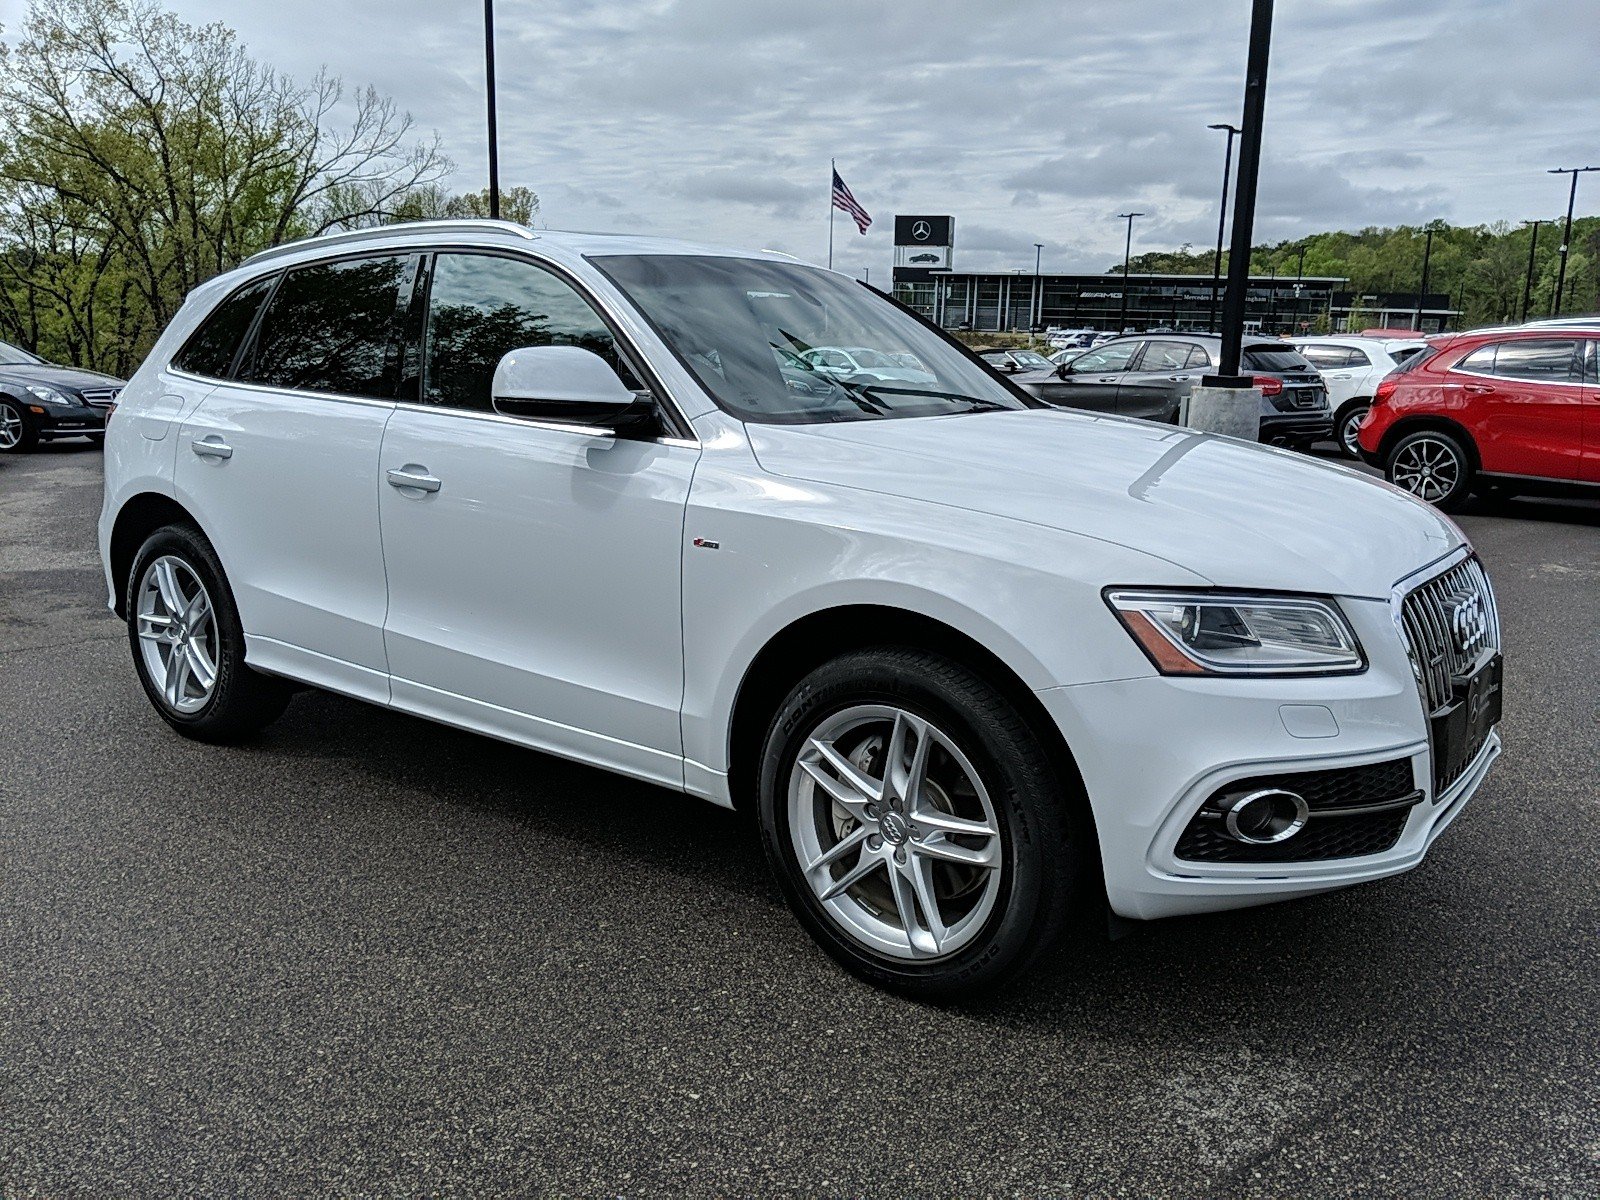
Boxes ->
[1185,384,1261,441]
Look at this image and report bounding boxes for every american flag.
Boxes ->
[831,168,872,234]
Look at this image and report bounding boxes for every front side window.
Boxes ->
[422,253,641,411]
[239,255,409,398]
[1070,343,1140,373]
[591,254,1027,424]
[1488,339,1580,382]
[173,275,276,379]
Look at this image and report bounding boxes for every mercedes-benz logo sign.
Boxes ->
[1450,592,1488,656]
[912,220,931,241]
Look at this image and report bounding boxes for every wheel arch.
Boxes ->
[108,492,208,618]
[725,603,1097,847]
[1376,414,1481,471]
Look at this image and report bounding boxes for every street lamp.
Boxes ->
[1214,0,1275,382]
[1033,242,1043,329]
[1207,123,1241,332]
[484,0,501,218]
[1412,226,1435,332]
[1547,166,1598,316]
[1116,212,1145,333]
[1520,219,1542,322]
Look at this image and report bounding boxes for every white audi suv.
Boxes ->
[99,220,1503,996]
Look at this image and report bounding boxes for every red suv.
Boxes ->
[1357,325,1600,509]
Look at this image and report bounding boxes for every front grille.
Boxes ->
[1175,758,1419,863]
[79,387,121,407]
[1397,556,1501,794]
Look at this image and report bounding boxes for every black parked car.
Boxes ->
[0,340,124,453]
[1015,334,1332,446]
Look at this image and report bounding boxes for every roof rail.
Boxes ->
[240,219,536,269]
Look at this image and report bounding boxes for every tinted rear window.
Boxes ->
[1242,345,1314,372]
[238,254,410,399]
[173,275,276,378]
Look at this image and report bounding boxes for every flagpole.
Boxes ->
[828,159,836,269]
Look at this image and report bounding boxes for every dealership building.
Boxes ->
[889,215,1457,335]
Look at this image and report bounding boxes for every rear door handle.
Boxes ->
[387,467,442,494]
[1168,375,1192,382]
[1464,383,1495,394]
[191,435,232,460]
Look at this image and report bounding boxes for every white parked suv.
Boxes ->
[99,220,1504,996]
[1293,336,1428,457]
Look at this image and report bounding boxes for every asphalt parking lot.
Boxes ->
[3,441,1597,1196]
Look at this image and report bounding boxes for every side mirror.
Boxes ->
[491,345,652,436]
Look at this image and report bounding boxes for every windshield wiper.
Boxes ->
[845,382,1016,413]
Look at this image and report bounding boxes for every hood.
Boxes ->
[746,408,1463,598]
[0,363,125,391]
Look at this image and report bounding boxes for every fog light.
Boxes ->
[1222,788,1309,845]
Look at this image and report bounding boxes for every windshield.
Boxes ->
[1010,350,1052,369]
[0,340,45,366]
[590,254,1027,424]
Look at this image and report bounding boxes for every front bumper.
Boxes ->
[1037,593,1500,920]
[34,401,107,437]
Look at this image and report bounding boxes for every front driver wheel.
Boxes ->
[757,648,1081,998]
[127,524,291,742]
[1385,429,1474,510]
[0,398,37,453]
[1334,402,1369,459]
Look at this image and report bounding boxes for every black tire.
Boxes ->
[1384,428,1475,511]
[0,397,38,453]
[126,523,292,742]
[756,647,1082,998]
[1333,402,1369,459]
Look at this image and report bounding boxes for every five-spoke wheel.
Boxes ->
[759,647,1080,997]
[789,705,1003,961]
[126,524,290,741]
[135,556,220,714]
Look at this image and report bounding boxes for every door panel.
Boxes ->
[1049,340,1140,413]
[175,388,394,700]
[1583,341,1600,483]
[378,410,697,785]
[1116,339,1190,422]
[1458,339,1586,479]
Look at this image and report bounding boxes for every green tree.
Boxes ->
[0,0,451,372]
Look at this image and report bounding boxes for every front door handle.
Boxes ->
[1168,374,1192,382]
[191,435,232,460]
[387,466,442,493]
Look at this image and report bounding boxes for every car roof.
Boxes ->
[232,219,806,284]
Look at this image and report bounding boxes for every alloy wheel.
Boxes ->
[1390,435,1462,503]
[0,403,22,450]
[787,704,1003,961]
[135,556,220,714]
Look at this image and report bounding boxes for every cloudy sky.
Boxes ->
[9,0,1599,273]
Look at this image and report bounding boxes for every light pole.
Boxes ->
[1215,0,1274,382]
[1207,123,1241,333]
[1294,243,1306,332]
[1412,226,1434,332]
[1033,242,1043,329]
[1116,212,1144,333]
[1521,219,1542,322]
[484,0,501,218]
[1548,166,1598,316]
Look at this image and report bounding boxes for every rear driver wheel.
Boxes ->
[757,647,1081,997]
[127,524,291,742]
[1385,429,1474,510]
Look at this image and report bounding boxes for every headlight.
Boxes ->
[25,384,74,406]
[1105,589,1365,676]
